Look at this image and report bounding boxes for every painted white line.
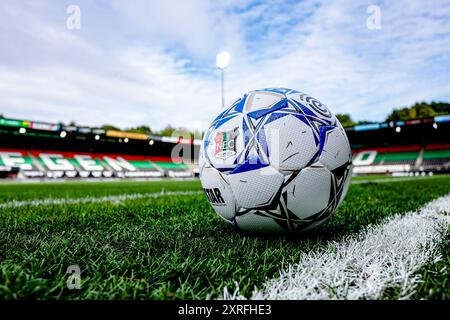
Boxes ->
[351,175,447,184]
[0,190,204,209]
[223,194,450,300]
[1,175,445,208]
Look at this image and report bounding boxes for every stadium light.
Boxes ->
[216,51,230,109]
[216,52,230,69]
[433,123,438,129]
[19,128,26,134]
[60,131,67,138]
[395,126,401,133]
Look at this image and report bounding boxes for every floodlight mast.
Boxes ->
[220,69,225,109]
[216,52,230,109]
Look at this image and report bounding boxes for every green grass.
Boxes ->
[411,227,450,300]
[0,176,449,300]
[0,179,201,202]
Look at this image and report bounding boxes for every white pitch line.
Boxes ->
[351,175,447,184]
[0,190,204,209]
[223,194,450,300]
[0,175,444,209]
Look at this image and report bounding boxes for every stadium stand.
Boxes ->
[0,116,198,180]
[421,143,450,170]
[0,149,191,179]
[0,113,449,179]
[348,115,450,175]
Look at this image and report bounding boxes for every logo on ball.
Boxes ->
[214,127,240,159]
[203,188,225,206]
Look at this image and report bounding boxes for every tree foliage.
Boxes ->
[386,101,450,121]
[335,114,375,127]
[126,125,152,135]
[335,113,355,127]
[101,124,121,131]
[337,101,450,127]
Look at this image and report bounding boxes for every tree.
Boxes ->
[355,120,376,125]
[126,125,152,135]
[335,114,376,127]
[429,101,450,114]
[191,129,204,139]
[385,101,450,122]
[335,113,355,127]
[99,123,201,138]
[156,125,177,137]
[101,124,121,131]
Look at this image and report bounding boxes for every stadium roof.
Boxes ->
[344,114,450,132]
[0,116,202,145]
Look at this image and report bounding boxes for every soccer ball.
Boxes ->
[199,88,352,233]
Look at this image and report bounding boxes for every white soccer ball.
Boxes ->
[200,88,352,233]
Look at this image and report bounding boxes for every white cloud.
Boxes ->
[110,0,221,58]
[0,0,449,131]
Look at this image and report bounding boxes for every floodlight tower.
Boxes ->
[216,52,230,109]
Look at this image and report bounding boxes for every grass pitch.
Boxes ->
[0,176,449,300]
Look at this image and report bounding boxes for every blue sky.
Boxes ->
[0,0,449,131]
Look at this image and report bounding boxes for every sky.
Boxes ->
[0,0,449,131]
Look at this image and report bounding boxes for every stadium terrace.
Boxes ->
[0,116,200,179]
[0,114,448,180]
